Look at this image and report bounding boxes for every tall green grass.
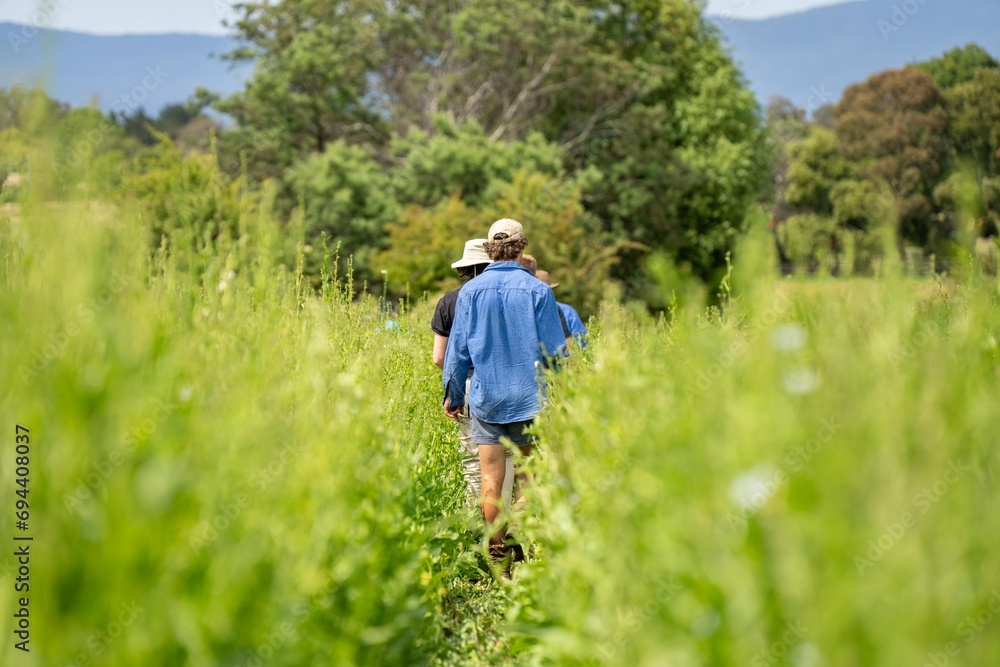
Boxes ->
[517,230,1000,666]
[0,192,481,665]
[1,142,999,667]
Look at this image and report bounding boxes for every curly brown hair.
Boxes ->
[484,237,528,261]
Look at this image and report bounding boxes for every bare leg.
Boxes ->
[511,444,534,514]
[479,444,508,546]
[502,453,515,511]
[458,415,480,507]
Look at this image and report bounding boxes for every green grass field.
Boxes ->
[1,194,999,667]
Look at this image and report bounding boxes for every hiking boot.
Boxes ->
[505,534,526,563]
[489,543,512,580]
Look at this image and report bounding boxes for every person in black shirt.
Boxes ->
[431,239,514,508]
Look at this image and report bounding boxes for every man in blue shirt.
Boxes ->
[442,218,565,569]
[431,238,514,509]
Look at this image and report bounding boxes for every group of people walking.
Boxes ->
[430,218,586,575]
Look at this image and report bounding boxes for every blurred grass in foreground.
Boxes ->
[0,136,999,667]
[520,228,1000,667]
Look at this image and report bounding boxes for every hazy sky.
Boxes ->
[0,0,857,35]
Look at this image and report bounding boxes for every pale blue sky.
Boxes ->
[0,0,856,35]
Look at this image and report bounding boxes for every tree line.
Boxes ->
[767,44,1000,276]
[1,6,998,313]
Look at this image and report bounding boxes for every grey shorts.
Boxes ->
[469,412,536,447]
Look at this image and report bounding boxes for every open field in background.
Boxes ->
[1,195,999,667]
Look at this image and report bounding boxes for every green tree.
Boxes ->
[113,107,158,145]
[378,171,618,317]
[776,126,892,274]
[947,68,1000,178]
[939,67,1000,237]
[52,107,136,196]
[571,0,769,287]
[835,68,951,249]
[915,44,999,90]
[219,0,385,179]
[285,141,399,284]
[0,86,67,132]
[154,102,204,138]
[784,126,852,215]
[388,119,566,207]
[125,138,246,255]
[766,96,808,144]
[218,0,768,299]
[764,96,809,222]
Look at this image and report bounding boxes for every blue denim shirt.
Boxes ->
[558,302,587,346]
[443,261,566,423]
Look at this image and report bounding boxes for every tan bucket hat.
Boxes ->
[451,238,491,268]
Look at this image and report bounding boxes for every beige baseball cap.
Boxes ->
[488,218,525,244]
[451,238,491,268]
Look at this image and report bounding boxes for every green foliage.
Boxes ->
[575,1,770,285]
[937,63,1000,243]
[4,140,1000,667]
[0,127,30,201]
[0,86,67,132]
[769,54,1000,274]
[219,0,770,297]
[946,67,1000,179]
[379,196,488,299]
[379,170,616,318]
[775,212,841,273]
[389,120,565,208]
[934,171,1000,242]
[114,100,218,153]
[51,107,136,196]
[285,140,399,284]
[915,43,999,89]
[218,0,385,179]
[125,138,247,260]
[835,67,951,248]
[0,195,476,666]
[522,267,1000,667]
[785,127,852,215]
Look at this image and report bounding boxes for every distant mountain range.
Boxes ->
[0,25,247,113]
[713,0,1000,113]
[1,0,998,116]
